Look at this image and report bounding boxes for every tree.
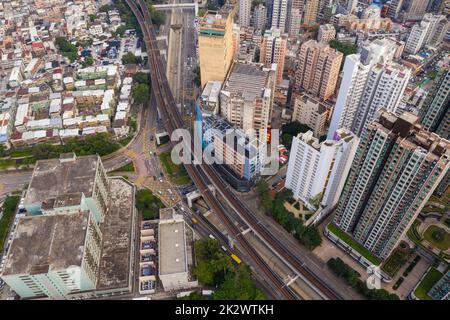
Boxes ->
[55,37,78,62]
[0,144,7,157]
[135,188,163,220]
[194,239,234,286]
[115,25,128,37]
[193,65,201,87]
[281,121,312,137]
[133,72,150,85]
[329,40,357,57]
[89,14,98,23]
[122,52,138,65]
[82,56,94,68]
[99,4,113,13]
[76,38,93,48]
[213,265,265,300]
[132,83,150,106]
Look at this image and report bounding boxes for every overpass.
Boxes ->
[153,3,198,16]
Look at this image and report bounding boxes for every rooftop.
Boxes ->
[24,155,100,207]
[223,62,270,101]
[2,211,89,276]
[159,213,187,276]
[97,178,135,290]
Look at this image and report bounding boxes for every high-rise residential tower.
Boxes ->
[332,110,450,260]
[317,24,336,43]
[220,62,276,139]
[198,6,236,88]
[328,38,408,139]
[420,69,450,140]
[295,40,343,101]
[285,129,358,213]
[352,62,411,136]
[253,4,267,31]
[301,0,319,26]
[404,0,431,21]
[239,0,251,27]
[404,14,447,54]
[271,0,289,32]
[260,28,288,85]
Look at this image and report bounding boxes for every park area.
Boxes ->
[135,188,164,220]
[159,152,190,185]
[414,267,444,300]
[423,225,450,251]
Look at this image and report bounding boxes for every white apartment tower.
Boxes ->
[285,129,358,213]
[253,4,267,31]
[239,0,252,27]
[352,62,411,136]
[271,0,289,33]
[287,0,303,36]
[260,28,288,84]
[405,15,432,54]
[328,38,406,139]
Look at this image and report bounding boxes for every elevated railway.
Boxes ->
[126,0,341,300]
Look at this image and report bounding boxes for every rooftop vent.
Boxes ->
[59,152,76,163]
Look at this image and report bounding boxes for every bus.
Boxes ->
[230,254,242,265]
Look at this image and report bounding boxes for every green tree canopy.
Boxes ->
[122,52,138,65]
[132,83,150,106]
[135,188,164,220]
[133,72,150,85]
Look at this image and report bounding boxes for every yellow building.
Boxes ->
[198,5,236,88]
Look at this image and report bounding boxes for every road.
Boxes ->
[0,171,32,202]
[1,0,350,301]
[127,0,300,300]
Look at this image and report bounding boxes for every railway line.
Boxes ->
[126,0,341,300]
[126,0,297,300]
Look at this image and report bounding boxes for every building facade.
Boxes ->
[328,38,405,139]
[220,62,275,140]
[420,70,450,140]
[239,0,251,27]
[333,111,450,260]
[295,40,343,101]
[260,28,288,84]
[285,129,358,212]
[253,4,267,31]
[318,24,336,43]
[271,0,289,32]
[291,92,329,138]
[198,6,236,88]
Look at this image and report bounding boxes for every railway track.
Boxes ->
[126,0,341,300]
[125,0,297,300]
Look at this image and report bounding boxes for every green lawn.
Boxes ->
[0,196,20,251]
[113,162,135,172]
[327,224,382,265]
[382,249,410,277]
[118,135,134,147]
[414,268,443,300]
[159,152,190,185]
[135,188,164,220]
[9,149,33,158]
[0,159,16,169]
[423,225,450,251]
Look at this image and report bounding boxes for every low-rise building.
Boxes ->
[158,208,197,291]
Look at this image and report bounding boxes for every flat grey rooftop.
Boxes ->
[2,212,89,276]
[224,63,268,101]
[24,155,99,207]
[159,220,187,275]
[97,178,135,290]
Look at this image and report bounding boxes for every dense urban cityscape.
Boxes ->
[0,0,449,306]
